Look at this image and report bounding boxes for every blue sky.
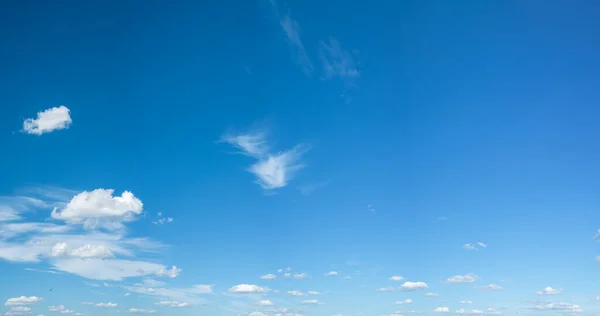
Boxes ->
[1,0,600,315]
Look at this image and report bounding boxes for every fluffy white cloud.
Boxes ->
[260,273,276,280]
[293,272,308,279]
[455,309,484,315]
[128,308,157,314]
[445,274,478,284]
[286,290,305,296]
[51,243,115,259]
[95,302,117,307]
[228,284,268,294]
[325,271,338,276]
[301,300,321,305]
[155,266,181,278]
[425,292,439,297]
[400,281,428,291]
[477,242,487,248]
[307,291,321,295]
[257,300,274,306]
[395,299,413,305]
[460,300,473,304]
[464,244,477,250]
[389,276,404,281]
[433,307,449,313]
[51,189,143,229]
[478,284,503,291]
[527,302,582,313]
[5,296,44,306]
[537,286,563,295]
[154,301,191,308]
[23,105,72,135]
[48,305,75,313]
[8,306,32,315]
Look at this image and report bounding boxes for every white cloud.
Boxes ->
[52,258,177,281]
[325,271,338,276]
[307,291,321,295]
[8,306,32,315]
[476,242,487,248]
[378,286,396,292]
[48,305,75,313]
[257,300,274,306]
[537,286,563,295]
[229,284,268,294]
[222,131,308,190]
[286,291,305,296]
[5,296,43,306]
[433,307,449,313]
[248,313,267,316]
[128,308,157,314]
[460,301,473,304]
[279,15,313,75]
[283,273,291,278]
[478,284,503,291]
[527,302,582,313]
[128,284,212,304]
[154,301,191,308]
[455,309,484,315]
[152,213,173,225]
[293,272,308,279]
[277,268,283,273]
[95,302,117,308]
[395,299,413,305]
[389,276,404,281]
[594,229,599,241]
[51,189,143,229]
[464,244,477,250]
[319,37,359,84]
[23,105,72,135]
[425,292,439,297]
[260,273,277,280]
[445,274,478,284]
[155,266,181,278]
[485,308,503,315]
[400,281,428,291]
[301,300,321,305]
[51,243,115,259]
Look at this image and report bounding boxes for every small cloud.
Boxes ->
[256,300,273,306]
[389,276,404,281]
[433,307,450,313]
[279,15,314,76]
[299,180,331,195]
[307,291,321,295]
[425,292,439,297]
[154,301,191,308]
[444,274,478,284]
[283,272,291,278]
[395,299,413,305]
[152,212,174,225]
[435,216,448,222]
[319,37,360,97]
[477,284,503,291]
[400,281,428,291]
[536,286,563,295]
[367,204,375,212]
[228,284,268,294]
[378,286,396,292]
[22,105,72,135]
[301,299,322,305]
[277,268,283,273]
[464,244,478,250]
[476,242,487,248]
[5,296,44,306]
[260,273,277,280]
[95,302,118,308]
[155,266,181,278]
[293,272,308,279]
[460,300,473,304]
[129,308,157,314]
[325,271,338,276]
[286,290,305,296]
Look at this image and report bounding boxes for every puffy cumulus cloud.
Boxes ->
[155,266,181,278]
[445,274,478,284]
[395,299,413,305]
[455,309,484,315]
[22,105,72,135]
[52,258,177,281]
[537,287,564,295]
[325,271,338,276]
[4,296,43,306]
[228,284,268,294]
[293,272,308,279]
[7,306,32,315]
[400,281,428,291]
[154,301,191,308]
[478,284,503,291]
[433,307,450,313]
[425,292,439,297]
[389,276,404,281]
[301,299,321,305]
[260,273,277,280]
[51,243,115,259]
[95,302,117,307]
[221,130,308,190]
[128,308,157,314]
[51,189,143,229]
[257,300,274,306]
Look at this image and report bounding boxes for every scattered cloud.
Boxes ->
[460,300,473,304]
[278,15,314,75]
[425,292,439,297]
[154,301,191,308]
[319,37,359,83]
[389,276,404,281]
[445,274,479,284]
[5,296,44,306]
[257,300,274,306]
[477,242,487,248]
[395,299,413,305]
[128,308,157,314]
[229,284,268,294]
[400,281,428,291]
[325,271,338,276]
[525,302,583,313]
[22,105,72,135]
[594,229,599,241]
[301,299,321,305]
[537,287,564,295]
[464,244,477,250]
[299,180,331,196]
[260,273,277,280]
[152,212,173,225]
[434,307,450,313]
[48,305,76,314]
[286,290,305,296]
[293,272,308,279]
[367,204,375,212]
[455,309,485,315]
[95,302,117,308]
[478,284,503,291]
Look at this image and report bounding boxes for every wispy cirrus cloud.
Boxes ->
[221,129,308,191]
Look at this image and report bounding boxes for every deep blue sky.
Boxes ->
[1,1,599,315]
